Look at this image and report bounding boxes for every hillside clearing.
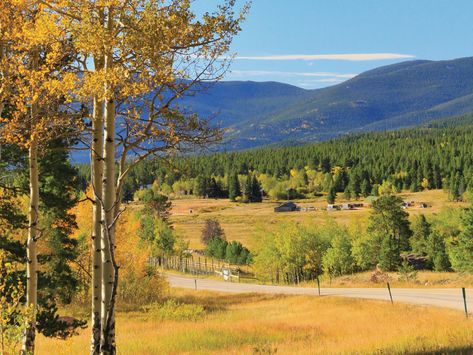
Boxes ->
[169,189,466,249]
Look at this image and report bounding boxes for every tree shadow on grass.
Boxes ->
[408,346,473,355]
[169,291,289,313]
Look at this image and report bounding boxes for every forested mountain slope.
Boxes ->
[113,114,473,201]
[177,57,473,149]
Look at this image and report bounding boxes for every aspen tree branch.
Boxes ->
[71,259,92,279]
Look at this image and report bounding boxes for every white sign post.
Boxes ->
[222,268,230,281]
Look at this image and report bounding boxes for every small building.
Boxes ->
[274,202,298,212]
[342,203,364,210]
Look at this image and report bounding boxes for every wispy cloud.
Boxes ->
[233,53,415,61]
[230,70,357,79]
[295,78,348,88]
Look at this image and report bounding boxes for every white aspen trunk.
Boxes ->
[100,9,117,350]
[90,95,104,355]
[22,136,38,355]
[22,48,39,354]
[100,94,116,355]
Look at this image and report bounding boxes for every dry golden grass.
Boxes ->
[318,270,473,288]
[169,189,467,249]
[37,288,473,354]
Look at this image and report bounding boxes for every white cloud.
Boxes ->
[296,78,346,86]
[312,78,347,83]
[229,70,357,79]
[233,53,415,61]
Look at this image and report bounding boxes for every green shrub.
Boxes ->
[398,260,418,282]
[118,269,169,307]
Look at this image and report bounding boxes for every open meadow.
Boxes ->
[169,189,467,249]
[4,2,473,354]
[37,288,473,355]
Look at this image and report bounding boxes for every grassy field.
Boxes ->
[316,270,473,288]
[169,189,467,249]
[38,288,473,355]
[36,190,473,354]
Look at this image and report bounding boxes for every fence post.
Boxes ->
[194,279,197,290]
[462,287,468,319]
[387,282,393,304]
[316,277,321,296]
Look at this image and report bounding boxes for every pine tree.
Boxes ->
[349,173,361,199]
[208,177,223,198]
[451,207,473,272]
[410,214,431,254]
[37,140,81,305]
[426,231,450,271]
[321,157,331,173]
[194,175,207,197]
[228,172,241,201]
[327,185,337,204]
[251,175,262,202]
[343,186,351,200]
[242,174,252,203]
[0,141,86,343]
[323,173,333,192]
[449,172,461,201]
[141,189,172,222]
[368,196,412,271]
[360,178,371,197]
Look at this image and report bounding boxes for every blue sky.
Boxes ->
[197,0,473,89]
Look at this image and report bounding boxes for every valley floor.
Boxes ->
[168,189,467,249]
[37,288,473,355]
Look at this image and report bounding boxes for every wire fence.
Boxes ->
[149,256,471,318]
[149,255,320,284]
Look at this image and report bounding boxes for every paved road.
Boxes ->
[167,273,473,312]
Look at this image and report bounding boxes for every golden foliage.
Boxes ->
[115,208,150,275]
[70,186,94,240]
[0,1,82,148]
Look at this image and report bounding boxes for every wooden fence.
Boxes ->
[149,255,255,281]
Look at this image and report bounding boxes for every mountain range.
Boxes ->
[179,56,473,150]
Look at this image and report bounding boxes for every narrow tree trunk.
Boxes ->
[100,94,116,354]
[22,137,38,354]
[0,40,6,117]
[90,95,104,355]
[100,24,117,351]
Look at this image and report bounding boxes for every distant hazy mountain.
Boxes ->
[178,56,473,149]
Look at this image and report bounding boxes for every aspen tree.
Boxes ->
[0,2,79,353]
[44,1,248,353]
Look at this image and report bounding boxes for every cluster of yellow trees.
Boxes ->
[0,1,248,354]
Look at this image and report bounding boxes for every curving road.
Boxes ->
[166,273,473,312]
